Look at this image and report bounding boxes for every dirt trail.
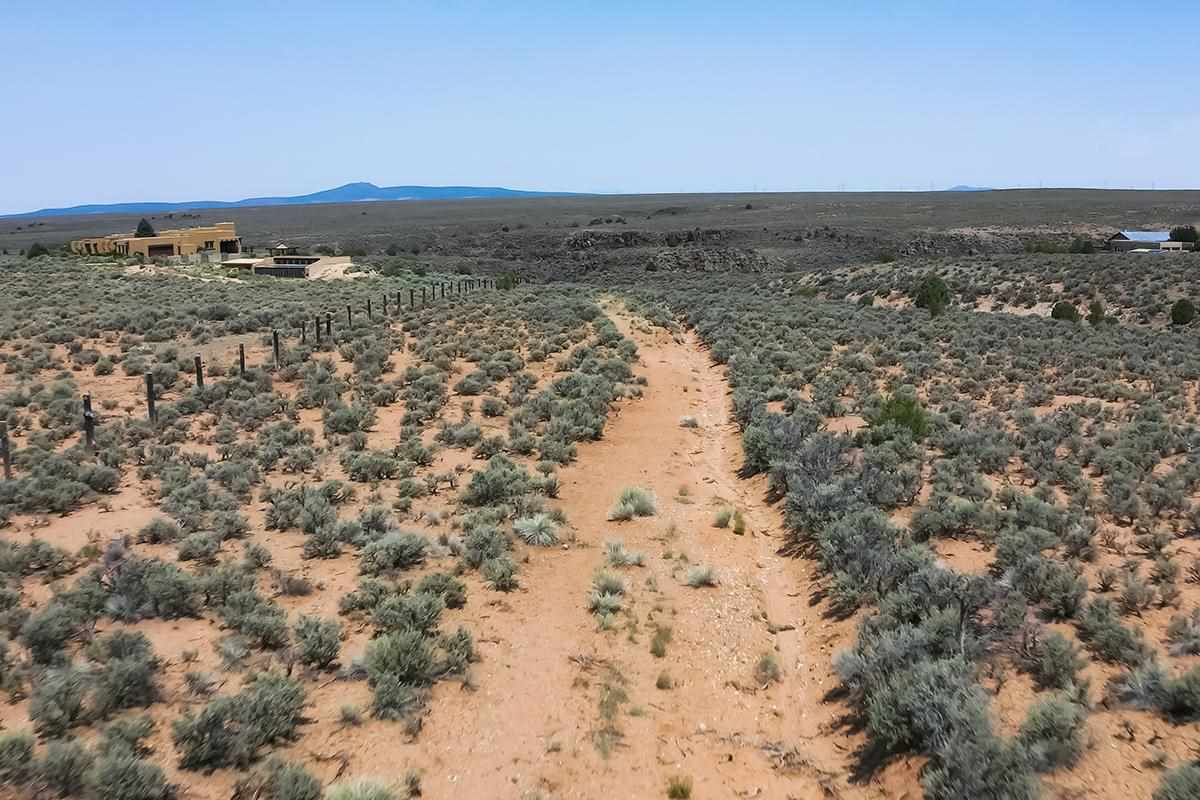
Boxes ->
[283,301,870,799]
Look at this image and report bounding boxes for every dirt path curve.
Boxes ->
[294,300,871,799]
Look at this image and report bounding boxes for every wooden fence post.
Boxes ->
[325,314,332,338]
[421,287,426,306]
[346,305,353,328]
[381,294,387,317]
[0,422,11,480]
[396,290,402,310]
[144,372,157,423]
[273,330,281,369]
[194,355,204,389]
[367,297,373,321]
[314,315,322,344]
[238,343,246,376]
[409,288,415,309]
[82,394,96,450]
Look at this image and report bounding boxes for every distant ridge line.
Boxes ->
[5,181,587,219]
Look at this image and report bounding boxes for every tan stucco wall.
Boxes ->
[72,223,240,257]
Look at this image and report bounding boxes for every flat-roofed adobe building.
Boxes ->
[71,222,242,259]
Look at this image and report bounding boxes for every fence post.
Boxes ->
[409,288,415,309]
[82,394,97,450]
[381,294,387,317]
[421,287,427,306]
[325,314,332,338]
[396,290,402,310]
[273,330,281,368]
[144,372,157,423]
[346,305,353,328]
[0,421,11,480]
[367,297,373,321]
[314,316,322,344]
[238,343,246,376]
[194,355,204,389]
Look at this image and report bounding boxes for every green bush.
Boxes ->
[913,273,950,316]
[869,394,929,440]
[1022,631,1085,690]
[30,666,87,737]
[233,758,321,800]
[172,673,306,770]
[1017,694,1085,771]
[86,751,175,800]
[359,531,427,575]
[1171,298,1195,326]
[293,616,341,669]
[1050,301,1080,322]
[1155,763,1200,800]
[415,572,466,608]
[39,738,95,796]
[326,781,396,800]
[364,629,435,687]
[0,731,34,784]
[482,556,519,591]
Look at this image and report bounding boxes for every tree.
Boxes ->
[914,273,950,317]
[1069,238,1096,254]
[1169,225,1198,243]
[1051,302,1080,322]
[135,219,156,238]
[26,243,49,258]
[1087,299,1106,326]
[1171,298,1196,326]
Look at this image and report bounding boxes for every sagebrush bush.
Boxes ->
[294,616,341,669]
[172,673,306,770]
[1017,694,1086,771]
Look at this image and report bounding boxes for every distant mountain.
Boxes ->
[944,185,994,192]
[5,182,585,218]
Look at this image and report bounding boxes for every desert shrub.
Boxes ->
[0,732,34,784]
[233,758,321,800]
[30,666,87,737]
[177,532,220,563]
[372,592,444,636]
[1167,607,1200,655]
[137,517,181,544]
[301,526,341,560]
[415,572,466,609]
[685,565,718,587]
[364,629,435,688]
[39,737,94,796]
[1021,630,1086,690]
[359,531,427,575]
[460,455,530,506]
[461,526,507,569]
[326,781,396,800]
[1155,764,1200,800]
[172,673,306,770]
[97,716,155,757]
[608,487,655,520]
[86,751,175,800]
[513,513,558,546]
[1076,598,1148,665]
[89,631,160,718]
[482,556,519,591]
[220,591,290,649]
[1017,694,1086,771]
[106,557,201,621]
[1108,661,1200,722]
[293,616,341,669]
[21,602,89,664]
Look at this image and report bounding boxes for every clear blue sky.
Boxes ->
[3,0,1198,214]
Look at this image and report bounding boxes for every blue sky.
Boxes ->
[2,0,1198,214]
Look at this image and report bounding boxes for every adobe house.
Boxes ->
[71,222,242,259]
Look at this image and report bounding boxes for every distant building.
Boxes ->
[72,222,242,259]
[269,243,297,257]
[222,253,352,279]
[1107,230,1193,252]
